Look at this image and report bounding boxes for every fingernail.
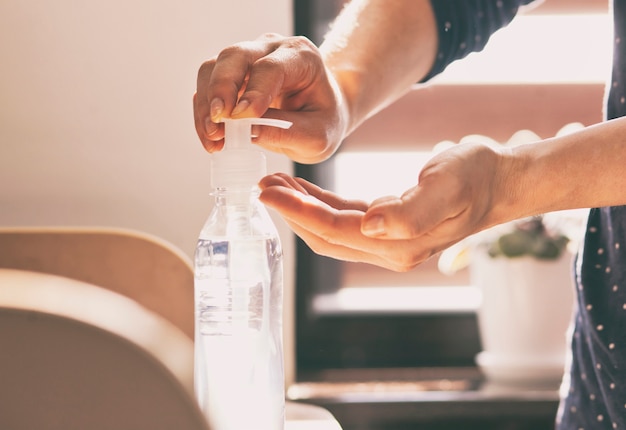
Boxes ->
[362,215,385,236]
[210,98,224,121]
[231,99,250,116]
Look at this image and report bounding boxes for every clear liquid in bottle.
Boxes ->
[194,233,284,430]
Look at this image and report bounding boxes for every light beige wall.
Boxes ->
[0,0,296,383]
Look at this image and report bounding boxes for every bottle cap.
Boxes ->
[210,118,292,189]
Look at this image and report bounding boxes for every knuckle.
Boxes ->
[285,37,322,67]
[253,55,283,73]
[297,45,322,64]
[243,98,274,121]
[210,75,240,95]
[287,35,317,51]
[197,59,216,78]
[216,44,243,61]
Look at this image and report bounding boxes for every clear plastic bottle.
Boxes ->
[194,118,291,430]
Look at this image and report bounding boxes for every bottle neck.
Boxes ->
[212,186,260,207]
[201,185,277,239]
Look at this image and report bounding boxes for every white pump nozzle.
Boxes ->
[210,118,292,189]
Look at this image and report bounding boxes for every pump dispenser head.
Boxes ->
[210,118,292,189]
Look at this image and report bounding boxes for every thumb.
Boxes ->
[360,186,455,240]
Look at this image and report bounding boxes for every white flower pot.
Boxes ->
[470,251,575,385]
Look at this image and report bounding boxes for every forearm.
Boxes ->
[320,0,438,136]
[495,118,626,225]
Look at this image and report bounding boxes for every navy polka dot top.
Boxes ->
[426,1,626,428]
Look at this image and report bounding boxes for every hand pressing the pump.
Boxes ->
[193,33,348,164]
[259,141,519,271]
[194,1,438,164]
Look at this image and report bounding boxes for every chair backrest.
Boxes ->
[0,268,209,430]
[0,226,194,338]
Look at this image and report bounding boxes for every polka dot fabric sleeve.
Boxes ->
[608,0,626,121]
[557,207,626,429]
[422,0,536,82]
[557,0,626,428]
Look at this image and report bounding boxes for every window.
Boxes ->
[292,0,609,380]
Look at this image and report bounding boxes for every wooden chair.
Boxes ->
[0,226,344,430]
[0,226,194,339]
[0,268,209,430]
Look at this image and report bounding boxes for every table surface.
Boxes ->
[286,401,343,430]
[289,367,559,429]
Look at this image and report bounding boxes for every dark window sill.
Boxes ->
[289,367,560,430]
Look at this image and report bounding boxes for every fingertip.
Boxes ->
[258,190,279,212]
[231,99,251,117]
[259,182,296,209]
[202,140,224,153]
[259,173,288,189]
[201,141,213,153]
[258,174,275,189]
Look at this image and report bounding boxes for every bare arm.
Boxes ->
[506,117,626,220]
[320,0,438,134]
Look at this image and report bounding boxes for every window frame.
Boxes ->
[292,0,606,379]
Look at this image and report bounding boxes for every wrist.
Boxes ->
[486,144,534,229]
[322,57,362,135]
[493,140,568,227]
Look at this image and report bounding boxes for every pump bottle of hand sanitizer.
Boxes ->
[194,118,291,430]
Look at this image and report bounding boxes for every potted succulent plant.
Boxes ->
[438,211,586,385]
[468,215,577,386]
[486,216,569,261]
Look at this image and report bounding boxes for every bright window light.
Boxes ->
[434,14,612,84]
[336,14,612,202]
[334,151,433,204]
